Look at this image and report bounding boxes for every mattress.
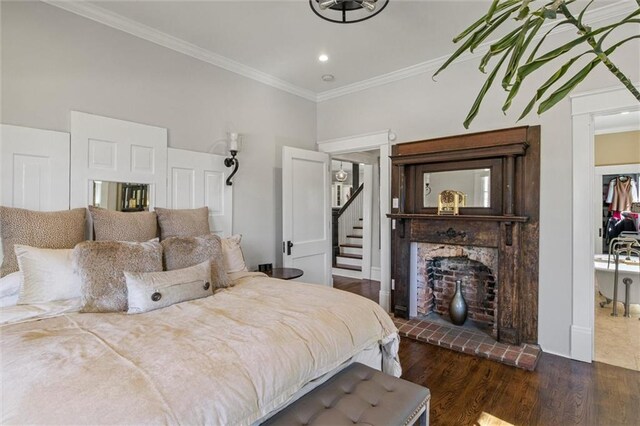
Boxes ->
[0,272,400,425]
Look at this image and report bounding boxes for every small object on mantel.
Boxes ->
[438,189,466,215]
[260,267,303,280]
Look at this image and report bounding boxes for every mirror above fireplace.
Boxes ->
[423,168,491,208]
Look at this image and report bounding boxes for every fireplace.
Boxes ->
[389,126,540,346]
[416,244,498,338]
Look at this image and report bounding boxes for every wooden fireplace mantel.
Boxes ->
[389,126,540,346]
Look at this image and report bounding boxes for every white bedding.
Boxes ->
[1,272,400,425]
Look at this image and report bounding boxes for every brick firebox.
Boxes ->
[416,243,499,338]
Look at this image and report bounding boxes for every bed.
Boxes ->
[1,272,400,425]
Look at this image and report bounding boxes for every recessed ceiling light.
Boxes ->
[318,54,329,62]
[620,111,630,115]
[321,74,335,82]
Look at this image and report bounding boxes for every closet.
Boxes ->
[601,173,640,252]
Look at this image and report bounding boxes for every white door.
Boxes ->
[70,111,168,209]
[282,147,332,285]
[167,148,232,237]
[0,124,70,211]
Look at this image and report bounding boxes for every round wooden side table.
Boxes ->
[265,267,304,280]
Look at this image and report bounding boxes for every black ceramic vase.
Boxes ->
[449,279,468,325]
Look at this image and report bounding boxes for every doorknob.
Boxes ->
[287,241,293,256]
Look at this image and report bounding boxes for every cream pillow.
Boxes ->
[0,271,22,308]
[73,240,163,313]
[222,234,248,273]
[15,245,81,305]
[125,260,212,314]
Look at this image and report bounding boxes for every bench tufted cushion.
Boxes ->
[263,363,430,426]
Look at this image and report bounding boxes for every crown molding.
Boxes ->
[317,0,637,102]
[42,0,317,102]
[43,0,636,104]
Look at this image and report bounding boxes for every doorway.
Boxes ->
[570,85,639,364]
[592,113,640,371]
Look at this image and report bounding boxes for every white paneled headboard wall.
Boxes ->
[69,111,168,210]
[1,114,233,246]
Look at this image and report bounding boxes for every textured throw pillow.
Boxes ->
[73,240,163,313]
[125,260,212,314]
[0,207,86,277]
[154,207,210,240]
[161,234,230,289]
[222,234,248,273]
[15,245,81,304]
[88,206,158,242]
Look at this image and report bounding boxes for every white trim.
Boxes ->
[316,0,635,102]
[595,164,640,176]
[370,266,381,282]
[361,165,374,280]
[317,130,393,154]
[594,125,639,135]
[570,84,640,363]
[43,0,316,102]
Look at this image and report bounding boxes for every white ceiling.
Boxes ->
[57,0,630,100]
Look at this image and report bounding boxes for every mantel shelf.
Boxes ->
[387,213,528,223]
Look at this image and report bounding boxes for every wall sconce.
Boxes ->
[224,133,240,186]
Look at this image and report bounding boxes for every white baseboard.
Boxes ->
[570,325,593,363]
[332,267,362,279]
[370,267,381,281]
[379,290,391,312]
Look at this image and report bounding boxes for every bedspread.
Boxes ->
[1,273,399,425]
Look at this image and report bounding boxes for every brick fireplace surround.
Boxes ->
[389,126,541,368]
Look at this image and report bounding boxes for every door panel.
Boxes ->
[167,148,232,236]
[1,124,70,211]
[282,147,331,285]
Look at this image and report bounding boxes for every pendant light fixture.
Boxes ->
[310,0,389,24]
[335,162,348,182]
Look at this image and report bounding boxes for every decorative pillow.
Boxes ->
[0,271,22,308]
[15,245,81,305]
[222,234,248,273]
[125,260,212,314]
[0,207,86,277]
[73,240,163,313]
[88,206,158,242]
[161,234,230,289]
[154,207,210,240]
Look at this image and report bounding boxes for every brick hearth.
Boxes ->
[393,316,541,371]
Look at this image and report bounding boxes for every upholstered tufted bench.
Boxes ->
[263,363,431,426]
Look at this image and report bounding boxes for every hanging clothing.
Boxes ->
[609,216,638,240]
[606,177,639,212]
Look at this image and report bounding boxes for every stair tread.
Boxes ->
[337,253,363,259]
[340,243,363,248]
[346,235,363,239]
[335,264,362,271]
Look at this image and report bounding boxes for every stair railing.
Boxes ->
[335,184,364,265]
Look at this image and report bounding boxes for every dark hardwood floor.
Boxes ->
[333,275,380,302]
[334,276,640,426]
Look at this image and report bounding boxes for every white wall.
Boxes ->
[317,23,639,356]
[1,1,317,269]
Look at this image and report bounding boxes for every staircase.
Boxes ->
[335,219,363,274]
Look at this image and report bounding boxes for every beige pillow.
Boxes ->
[161,234,230,289]
[222,234,248,273]
[73,240,163,313]
[0,207,86,277]
[89,206,157,242]
[154,207,210,240]
[125,260,212,314]
[15,245,81,304]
